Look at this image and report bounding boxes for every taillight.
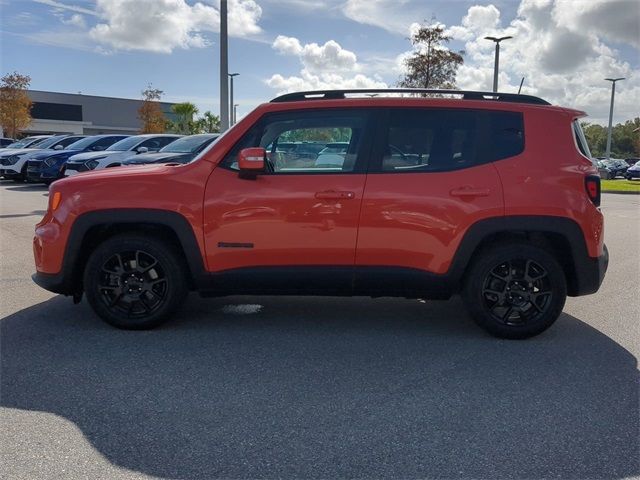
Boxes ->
[585,175,601,207]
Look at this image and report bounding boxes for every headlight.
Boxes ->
[86,160,99,170]
[44,157,57,167]
[7,155,21,165]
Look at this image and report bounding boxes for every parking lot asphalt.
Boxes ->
[1,182,638,480]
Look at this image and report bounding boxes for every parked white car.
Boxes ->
[64,134,182,176]
[0,135,83,182]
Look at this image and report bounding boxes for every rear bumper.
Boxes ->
[32,271,70,295]
[570,244,608,296]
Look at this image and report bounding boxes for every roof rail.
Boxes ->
[270,88,551,105]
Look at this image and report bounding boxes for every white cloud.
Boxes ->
[552,0,640,48]
[443,1,639,123]
[267,71,387,93]
[342,0,426,34]
[33,0,96,16]
[89,0,262,53]
[273,35,358,72]
[267,35,386,93]
[62,13,87,28]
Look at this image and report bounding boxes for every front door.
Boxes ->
[202,109,373,293]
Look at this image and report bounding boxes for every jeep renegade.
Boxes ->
[32,89,608,339]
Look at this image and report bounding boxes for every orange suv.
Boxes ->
[32,89,608,339]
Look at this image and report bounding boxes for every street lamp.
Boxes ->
[484,36,512,93]
[605,77,625,159]
[228,73,239,126]
[233,104,239,125]
[219,0,229,132]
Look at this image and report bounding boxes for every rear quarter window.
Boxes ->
[376,108,524,173]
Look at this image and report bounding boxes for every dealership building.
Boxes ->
[14,90,178,136]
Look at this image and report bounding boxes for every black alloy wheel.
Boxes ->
[463,243,566,339]
[98,249,168,319]
[84,234,188,329]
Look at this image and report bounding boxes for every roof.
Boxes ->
[271,88,551,106]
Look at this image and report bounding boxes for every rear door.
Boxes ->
[356,107,519,282]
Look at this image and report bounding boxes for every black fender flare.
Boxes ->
[60,209,207,293]
[448,215,595,295]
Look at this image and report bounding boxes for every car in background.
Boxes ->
[596,159,615,179]
[624,161,640,179]
[26,135,129,185]
[0,135,83,182]
[122,134,219,166]
[0,138,15,148]
[3,135,52,150]
[64,134,182,176]
[597,158,628,178]
[315,142,350,167]
[624,157,640,167]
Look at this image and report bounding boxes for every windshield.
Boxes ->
[160,135,217,153]
[66,136,102,150]
[107,136,144,151]
[7,136,47,148]
[31,135,68,149]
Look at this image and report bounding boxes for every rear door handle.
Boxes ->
[315,190,356,200]
[449,187,491,197]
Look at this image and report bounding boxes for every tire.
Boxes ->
[83,234,189,329]
[462,243,567,339]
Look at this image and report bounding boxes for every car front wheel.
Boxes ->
[83,234,188,329]
[462,243,567,339]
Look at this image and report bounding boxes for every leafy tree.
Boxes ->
[0,72,33,138]
[582,118,640,158]
[171,102,199,134]
[399,25,464,89]
[197,111,221,133]
[138,85,167,134]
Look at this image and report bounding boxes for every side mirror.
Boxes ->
[137,146,149,154]
[54,144,63,150]
[238,148,265,178]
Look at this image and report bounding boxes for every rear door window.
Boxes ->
[373,108,524,173]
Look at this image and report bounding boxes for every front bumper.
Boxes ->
[0,168,21,177]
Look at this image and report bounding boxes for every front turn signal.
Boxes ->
[51,191,62,211]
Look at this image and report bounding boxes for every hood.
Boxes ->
[25,149,78,161]
[57,163,177,184]
[124,152,193,165]
[67,150,122,162]
[0,147,41,158]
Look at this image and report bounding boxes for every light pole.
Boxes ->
[233,104,239,125]
[605,77,625,159]
[219,0,229,132]
[228,73,239,126]
[484,36,512,93]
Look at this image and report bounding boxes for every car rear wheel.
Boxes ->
[462,243,567,339]
[84,234,188,329]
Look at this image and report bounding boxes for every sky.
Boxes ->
[1,0,638,124]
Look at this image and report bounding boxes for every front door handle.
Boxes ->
[449,187,491,197]
[315,190,355,200]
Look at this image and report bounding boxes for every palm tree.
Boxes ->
[198,111,221,133]
[171,102,199,134]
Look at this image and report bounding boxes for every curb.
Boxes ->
[602,190,640,195]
